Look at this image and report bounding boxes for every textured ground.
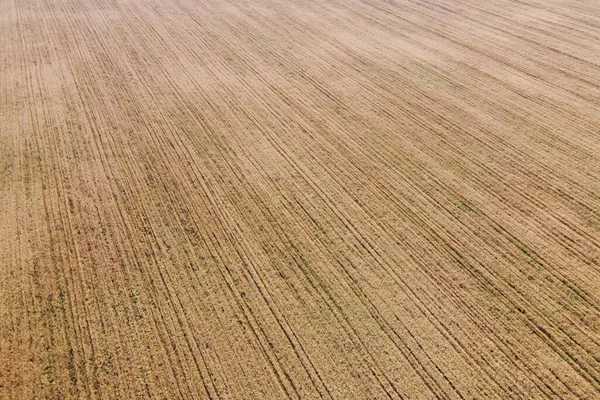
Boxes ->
[1,0,600,398]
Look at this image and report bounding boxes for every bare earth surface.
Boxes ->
[2,0,600,398]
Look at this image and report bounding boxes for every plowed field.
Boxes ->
[2,0,600,398]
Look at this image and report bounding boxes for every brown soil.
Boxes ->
[1,0,600,398]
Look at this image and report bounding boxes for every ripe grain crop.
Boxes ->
[1,0,600,398]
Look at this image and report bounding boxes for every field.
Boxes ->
[1,0,600,398]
